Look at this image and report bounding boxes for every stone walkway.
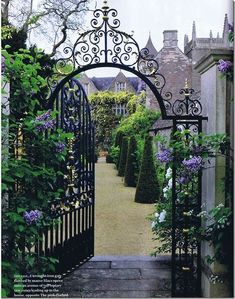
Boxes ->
[62,256,171,297]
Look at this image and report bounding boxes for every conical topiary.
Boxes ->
[135,135,160,203]
[118,137,128,177]
[116,131,125,169]
[124,136,138,187]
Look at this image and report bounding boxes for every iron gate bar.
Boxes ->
[43,0,207,296]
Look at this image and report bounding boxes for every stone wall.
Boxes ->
[195,49,233,297]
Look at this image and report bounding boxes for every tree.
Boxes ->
[2,0,93,57]
[124,136,138,187]
[118,137,128,177]
[135,135,160,203]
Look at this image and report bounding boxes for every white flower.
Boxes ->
[165,167,172,179]
[159,210,166,223]
[163,186,170,199]
[168,178,172,188]
[151,221,156,229]
[154,212,159,218]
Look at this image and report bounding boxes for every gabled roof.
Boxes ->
[90,72,142,92]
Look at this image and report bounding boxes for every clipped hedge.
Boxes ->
[118,137,129,177]
[135,135,160,203]
[124,136,138,187]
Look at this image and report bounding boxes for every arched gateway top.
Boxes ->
[48,0,204,120]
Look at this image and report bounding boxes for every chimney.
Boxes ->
[163,30,178,47]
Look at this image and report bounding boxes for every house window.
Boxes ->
[116,82,126,92]
[112,103,127,116]
[83,83,89,95]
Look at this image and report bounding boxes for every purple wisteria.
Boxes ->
[55,141,66,153]
[35,110,56,132]
[23,210,42,225]
[182,156,202,173]
[35,109,52,121]
[156,149,173,163]
[218,60,233,74]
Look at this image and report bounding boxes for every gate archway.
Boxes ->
[44,1,207,297]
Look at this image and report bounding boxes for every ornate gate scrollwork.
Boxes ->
[44,1,207,296]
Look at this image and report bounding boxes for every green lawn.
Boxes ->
[95,157,159,255]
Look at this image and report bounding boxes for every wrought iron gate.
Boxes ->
[43,0,207,295]
[40,78,95,275]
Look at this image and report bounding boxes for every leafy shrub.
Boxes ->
[118,137,129,177]
[116,106,160,138]
[89,91,140,150]
[124,135,138,187]
[109,145,120,166]
[135,136,160,203]
[1,47,62,296]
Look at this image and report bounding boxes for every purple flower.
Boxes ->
[218,60,233,73]
[35,110,56,132]
[228,23,234,33]
[35,119,55,132]
[55,141,66,153]
[177,176,190,185]
[156,149,173,163]
[182,156,202,173]
[23,210,42,225]
[35,110,52,122]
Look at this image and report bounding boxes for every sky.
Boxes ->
[31,0,233,77]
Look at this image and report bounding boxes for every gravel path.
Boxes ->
[95,157,157,255]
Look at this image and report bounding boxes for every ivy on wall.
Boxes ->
[89,90,145,150]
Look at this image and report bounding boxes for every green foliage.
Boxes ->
[89,91,133,150]
[202,204,233,265]
[1,19,27,53]
[108,145,120,165]
[135,136,160,203]
[89,90,144,150]
[1,47,62,296]
[117,105,160,138]
[118,137,129,177]
[124,136,138,187]
[151,130,233,269]
[113,106,160,174]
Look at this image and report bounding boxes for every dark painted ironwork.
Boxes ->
[43,0,207,296]
[171,117,202,297]
[39,78,95,275]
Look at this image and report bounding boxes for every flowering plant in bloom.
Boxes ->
[156,148,173,163]
[55,141,66,153]
[217,59,233,81]
[35,110,56,132]
[24,210,42,225]
[182,156,202,173]
[150,130,232,262]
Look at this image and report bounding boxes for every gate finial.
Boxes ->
[102,0,109,11]
[184,78,189,89]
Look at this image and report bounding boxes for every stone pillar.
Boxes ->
[195,49,233,297]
